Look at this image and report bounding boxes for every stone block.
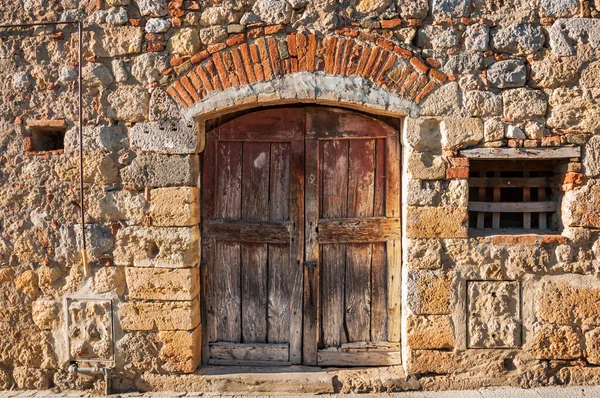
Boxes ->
[484,118,505,142]
[405,118,442,151]
[168,28,201,56]
[104,85,150,123]
[407,315,454,349]
[396,0,429,19]
[135,0,168,17]
[406,179,468,208]
[583,135,600,177]
[581,61,600,88]
[12,367,52,390]
[114,226,199,268]
[67,299,113,360]
[408,350,462,374]
[407,152,446,180]
[530,324,583,360]
[406,238,442,270]
[529,55,581,89]
[130,120,199,154]
[467,281,521,348]
[121,298,200,331]
[440,117,483,149]
[121,154,199,187]
[547,88,600,131]
[464,91,502,117]
[537,282,600,326]
[406,206,468,238]
[87,189,147,223]
[487,60,527,89]
[150,88,182,121]
[90,26,143,58]
[444,52,484,75]
[563,180,600,229]
[55,153,119,185]
[502,88,547,120]
[406,270,453,314]
[125,267,200,301]
[491,24,545,55]
[431,0,470,18]
[31,300,59,330]
[93,266,126,296]
[586,328,600,365]
[158,325,201,373]
[418,82,463,117]
[550,18,600,57]
[150,187,200,227]
[465,23,489,51]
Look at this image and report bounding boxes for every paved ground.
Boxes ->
[0,385,599,397]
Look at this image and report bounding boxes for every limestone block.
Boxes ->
[12,367,52,390]
[121,298,200,331]
[168,28,201,56]
[484,118,505,142]
[198,26,228,45]
[529,55,581,89]
[468,281,521,348]
[150,88,182,121]
[405,118,442,151]
[464,91,502,117]
[581,61,600,88]
[32,300,59,330]
[67,300,113,360]
[407,315,454,349]
[114,226,199,268]
[550,18,600,57]
[86,189,147,223]
[121,154,199,187]
[540,0,579,18]
[105,85,149,122]
[537,282,600,326]
[505,245,550,274]
[487,60,527,89]
[563,180,600,229]
[406,270,453,314]
[548,88,600,131]
[585,328,600,365]
[491,24,545,55]
[396,0,429,19]
[440,117,483,149]
[417,25,461,50]
[406,206,468,238]
[14,270,39,299]
[158,325,201,373]
[505,125,526,139]
[55,153,119,185]
[90,26,143,58]
[530,324,583,360]
[131,53,169,88]
[583,135,600,177]
[145,18,170,33]
[64,125,127,153]
[150,187,200,227]
[407,152,446,180]
[524,120,544,140]
[471,0,538,27]
[200,6,237,26]
[502,88,547,120]
[125,267,200,300]
[82,63,114,87]
[444,52,484,75]
[406,238,442,270]
[130,120,199,154]
[134,0,168,17]
[252,0,292,24]
[408,350,462,374]
[93,266,126,296]
[431,0,470,18]
[406,179,468,208]
[418,82,463,117]
[465,23,489,51]
[105,7,129,25]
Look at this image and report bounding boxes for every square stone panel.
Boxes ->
[467,281,521,349]
[67,299,114,361]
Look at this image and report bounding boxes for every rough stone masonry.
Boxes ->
[0,0,600,394]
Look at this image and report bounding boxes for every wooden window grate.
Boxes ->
[468,160,560,233]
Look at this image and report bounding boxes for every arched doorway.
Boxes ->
[201,106,401,366]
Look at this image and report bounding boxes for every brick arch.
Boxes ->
[166,29,449,119]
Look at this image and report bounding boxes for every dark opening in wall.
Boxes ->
[25,119,66,153]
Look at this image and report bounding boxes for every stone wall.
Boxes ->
[0,0,599,393]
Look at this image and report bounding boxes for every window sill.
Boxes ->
[468,229,567,245]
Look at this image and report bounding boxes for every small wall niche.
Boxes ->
[25,119,66,153]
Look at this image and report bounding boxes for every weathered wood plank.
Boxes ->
[468,201,557,213]
[539,186,547,230]
[492,172,501,229]
[288,139,305,363]
[209,342,289,362]
[215,241,241,342]
[523,171,531,230]
[341,341,401,352]
[213,108,304,141]
[303,138,319,365]
[203,220,290,244]
[321,139,349,347]
[385,133,401,219]
[318,217,401,243]
[469,177,553,188]
[208,359,292,366]
[317,349,402,366]
[460,146,580,159]
[371,138,387,342]
[306,107,397,140]
[470,160,556,172]
[215,141,242,219]
[268,142,291,345]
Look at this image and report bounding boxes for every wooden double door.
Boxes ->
[201,107,401,366]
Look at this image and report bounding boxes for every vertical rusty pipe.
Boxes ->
[77,21,89,277]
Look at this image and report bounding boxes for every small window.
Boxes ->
[24,119,66,153]
[467,160,560,233]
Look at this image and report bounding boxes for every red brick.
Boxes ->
[205,60,223,90]
[333,38,346,75]
[507,139,524,148]
[256,38,273,80]
[195,65,213,91]
[306,34,317,72]
[247,27,264,39]
[450,157,469,167]
[339,41,354,76]
[492,235,539,246]
[188,70,204,93]
[446,167,469,179]
[564,172,583,185]
[361,46,381,78]
[429,68,448,83]
[249,44,265,81]
[324,36,337,74]
[147,42,165,52]
[399,71,419,95]
[264,24,284,35]
[190,50,210,64]
[170,17,183,28]
[393,45,413,59]
[369,50,389,81]
[226,34,245,47]
[425,57,442,68]
[207,43,227,54]
[375,51,396,85]
[291,57,298,73]
[287,34,297,57]
[221,51,239,86]
[238,44,257,83]
[212,52,232,88]
[541,136,561,147]
[145,33,164,42]
[170,9,185,17]
[230,48,249,85]
[173,81,193,107]
[336,28,359,38]
[23,136,33,151]
[376,37,395,51]
[410,57,429,74]
[380,19,401,29]
[406,18,422,27]
[414,80,438,103]
[129,18,145,27]
[170,56,187,67]
[347,44,363,76]
[267,37,283,76]
[180,76,200,102]
[392,64,413,91]
[541,235,568,245]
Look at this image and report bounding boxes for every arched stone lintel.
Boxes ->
[182,72,420,121]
